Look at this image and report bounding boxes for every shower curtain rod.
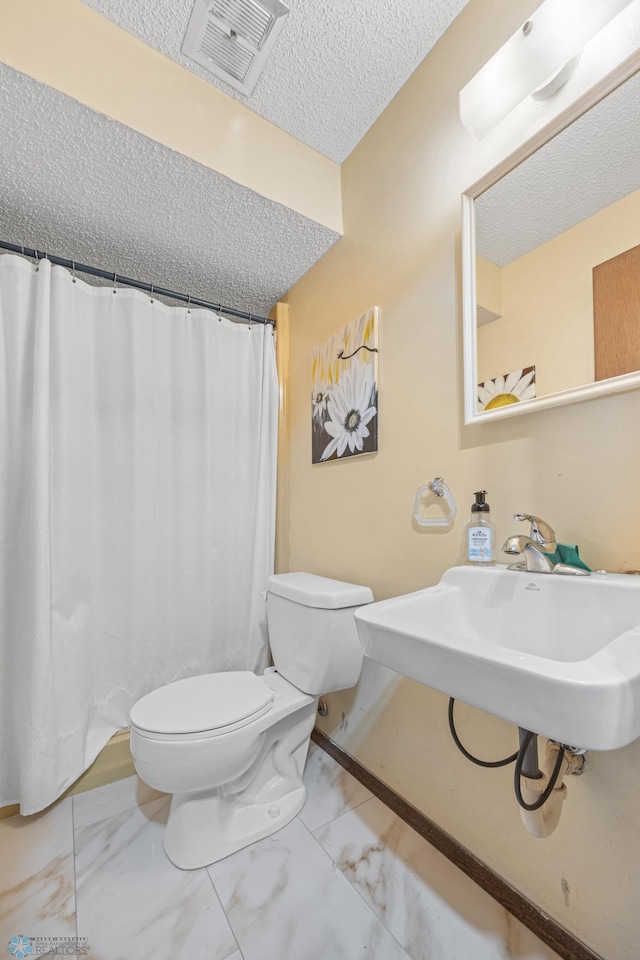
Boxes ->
[0,241,274,326]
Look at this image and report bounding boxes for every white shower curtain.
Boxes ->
[0,254,278,814]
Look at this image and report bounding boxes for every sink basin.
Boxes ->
[354,565,640,750]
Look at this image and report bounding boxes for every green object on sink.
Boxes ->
[542,543,591,571]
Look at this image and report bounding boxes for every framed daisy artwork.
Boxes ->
[477,366,536,412]
[311,308,379,463]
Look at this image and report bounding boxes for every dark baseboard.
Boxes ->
[312,728,604,960]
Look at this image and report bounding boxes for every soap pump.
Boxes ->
[465,490,496,565]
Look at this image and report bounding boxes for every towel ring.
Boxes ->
[413,477,457,528]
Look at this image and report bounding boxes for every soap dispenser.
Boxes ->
[465,491,496,565]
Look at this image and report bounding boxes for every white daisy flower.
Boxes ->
[312,382,331,419]
[478,368,536,412]
[321,362,377,461]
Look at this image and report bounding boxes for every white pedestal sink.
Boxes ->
[354,565,640,750]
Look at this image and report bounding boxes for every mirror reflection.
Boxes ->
[473,67,640,414]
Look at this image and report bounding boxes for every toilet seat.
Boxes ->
[130,671,274,741]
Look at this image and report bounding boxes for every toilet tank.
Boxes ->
[267,573,374,695]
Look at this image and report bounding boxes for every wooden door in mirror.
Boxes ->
[593,242,640,380]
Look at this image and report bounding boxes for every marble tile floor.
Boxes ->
[0,742,563,960]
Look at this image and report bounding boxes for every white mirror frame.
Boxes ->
[462,52,640,424]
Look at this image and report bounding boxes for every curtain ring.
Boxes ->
[187,294,191,314]
[150,283,154,304]
[34,249,40,272]
[71,260,77,283]
[248,313,253,330]
[113,271,117,294]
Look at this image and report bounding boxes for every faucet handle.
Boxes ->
[513,514,557,549]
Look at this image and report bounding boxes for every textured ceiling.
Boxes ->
[81,0,469,163]
[0,64,339,317]
[476,67,640,267]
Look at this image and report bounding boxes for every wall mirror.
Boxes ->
[462,59,640,423]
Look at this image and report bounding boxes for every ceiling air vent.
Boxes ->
[182,0,290,96]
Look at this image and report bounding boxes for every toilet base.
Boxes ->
[162,699,316,869]
[164,781,307,869]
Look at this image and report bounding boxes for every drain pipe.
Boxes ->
[447,701,586,839]
[517,729,585,838]
[518,728,540,779]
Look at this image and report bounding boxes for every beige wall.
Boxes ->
[285,1,640,957]
[478,185,640,396]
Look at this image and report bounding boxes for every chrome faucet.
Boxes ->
[502,514,589,576]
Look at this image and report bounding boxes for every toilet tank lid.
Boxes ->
[268,573,373,609]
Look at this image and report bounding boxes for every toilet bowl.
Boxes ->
[131,668,316,869]
[130,573,373,869]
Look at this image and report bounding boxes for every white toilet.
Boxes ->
[129,572,373,869]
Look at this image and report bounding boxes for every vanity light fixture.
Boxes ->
[459,0,635,138]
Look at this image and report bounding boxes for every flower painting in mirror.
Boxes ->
[477,366,536,412]
[312,308,379,463]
